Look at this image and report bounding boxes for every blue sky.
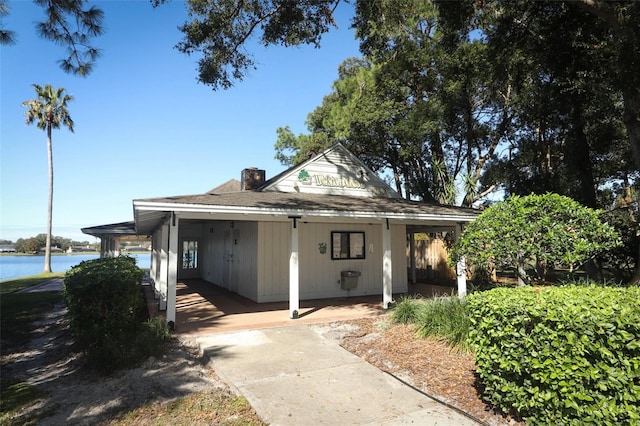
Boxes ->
[1,0,360,242]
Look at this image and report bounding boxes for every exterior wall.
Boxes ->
[266,147,399,198]
[201,222,225,285]
[199,220,258,301]
[232,221,258,301]
[391,224,408,292]
[256,221,291,302]
[255,221,408,303]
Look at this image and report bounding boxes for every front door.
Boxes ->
[179,239,200,279]
[223,229,239,292]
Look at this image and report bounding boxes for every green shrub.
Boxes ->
[134,316,173,358]
[391,295,472,352]
[467,285,640,425]
[63,256,154,371]
[391,295,423,324]
[413,296,471,352]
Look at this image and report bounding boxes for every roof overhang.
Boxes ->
[81,221,149,240]
[133,192,479,235]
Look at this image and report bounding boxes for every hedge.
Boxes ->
[63,256,149,370]
[466,286,640,425]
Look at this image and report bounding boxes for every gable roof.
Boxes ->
[132,144,479,235]
[259,144,400,198]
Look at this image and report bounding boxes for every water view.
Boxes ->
[0,253,151,281]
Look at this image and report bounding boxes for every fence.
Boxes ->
[407,234,456,283]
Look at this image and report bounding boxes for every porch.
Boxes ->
[146,279,456,335]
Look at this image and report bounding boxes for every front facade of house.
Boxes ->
[89,144,478,328]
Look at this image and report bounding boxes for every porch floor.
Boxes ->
[146,280,456,336]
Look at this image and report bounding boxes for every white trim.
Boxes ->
[159,223,168,311]
[455,223,467,298]
[134,201,477,223]
[289,219,300,319]
[382,221,392,309]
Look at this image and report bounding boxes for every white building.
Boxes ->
[86,144,478,328]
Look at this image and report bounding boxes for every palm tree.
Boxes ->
[22,84,74,273]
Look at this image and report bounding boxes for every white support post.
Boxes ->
[149,231,156,289]
[152,230,161,298]
[114,237,121,257]
[99,237,106,258]
[167,213,179,329]
[289,217,300,319]
[455,223,467,298]
[382,219,393,309]
[159,223,168,311]
[456,256,467,298]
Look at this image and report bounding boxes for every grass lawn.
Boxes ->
[0,273,65,347]
[1,273,65,424]
[0,273,267,425]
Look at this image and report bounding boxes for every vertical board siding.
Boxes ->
[392,224,408,293]
[257,221,290,302]
[255,220,409,302]
[298,222,382,300]
[200,222,227,285]
[233,221,258,301]
[266,147,398,198]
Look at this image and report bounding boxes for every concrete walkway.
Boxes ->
[16,278,64,293]
[188,324,479,425]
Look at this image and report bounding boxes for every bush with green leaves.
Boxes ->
[466,285,640,425]
[599,206,639,282]
[63,256,168,371]
[450,193,621,284]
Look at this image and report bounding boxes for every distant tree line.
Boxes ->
[2,234,95,253]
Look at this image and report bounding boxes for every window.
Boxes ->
[182,240,198,269]
[331,231,365,260]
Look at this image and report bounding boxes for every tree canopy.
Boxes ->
[8,0,639,277]
[1,0,104,76]
[450,193,621,285]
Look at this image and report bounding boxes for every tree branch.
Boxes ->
[567,0,624,30]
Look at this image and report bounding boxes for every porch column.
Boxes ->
[105,237,114,257]
[112,237,121,257]
[159,223,168,311]
[289,216,300,319]
[167,213,179,329]
[409,231,416,284]
[382,219,393,309]
[152,230,161,298]
[99,237,107,258]
[149,231,157,288]
[456,223,467,298]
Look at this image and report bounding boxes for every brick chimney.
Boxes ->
[241,168,266,190]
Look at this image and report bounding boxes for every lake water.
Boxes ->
[0,253,151,281]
